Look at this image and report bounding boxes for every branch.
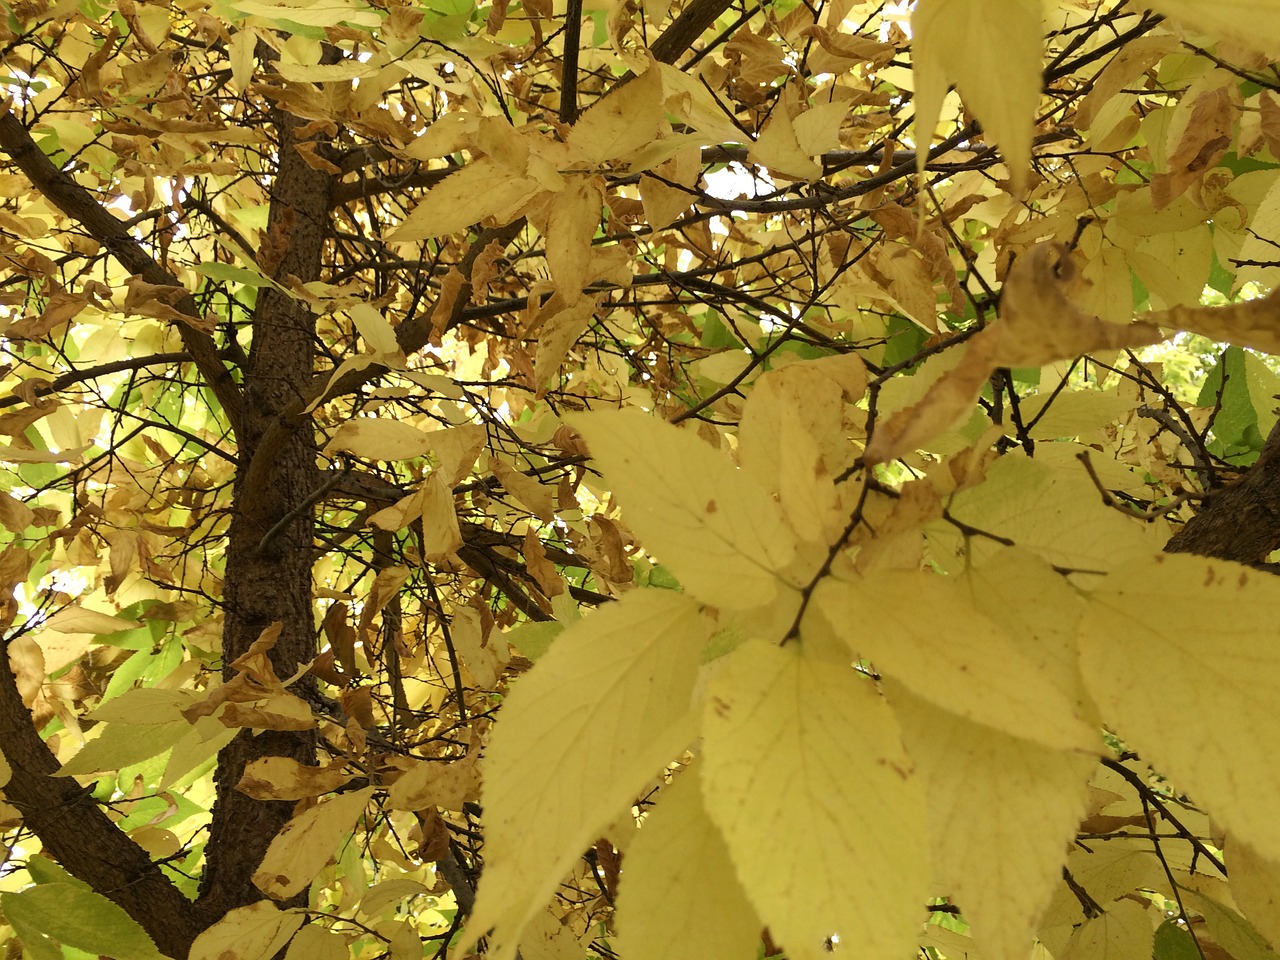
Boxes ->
[650,0,734,65]
[0,634,201,958]
[0,352,191,409]
[0,108,245,438]
[560,0,584,123]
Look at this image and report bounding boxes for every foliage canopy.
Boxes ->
[3,1,1280,959]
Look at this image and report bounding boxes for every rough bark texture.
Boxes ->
[193,109,334,925]
[1164,420,1280,563]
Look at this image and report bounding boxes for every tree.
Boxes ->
[1,0,1280,957]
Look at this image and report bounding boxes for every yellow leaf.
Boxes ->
[533,296,597,391]
[1059,899,1153,960]
[1143,0,1280,57]
[360,879,433,918]
[701,640,928,960]
[1191,890,1274,960]
[638,174,691,230]
[220,692,316,732]
[544,176,601,301]
[324,418,434,460]
[1039,842,1164,940]
[813,569,1097,751]
[387,919,422,960]
[252,786,376,900]
[1150,85,1236,210]
[1147,286,1280,356]
[189,901,304,960]
[458,590,708,960]
[420,471,462,561]
[926,454,1160,572]
[1079,554,1280,863]
[87,687,194,723]
[349,302,401,357]
[1228,838,1280,951]
[748,87,823,181]
[863,336,997,464]
[569,410,796,609]
[237,757,353,801]
[1015,388,1135,441]
[1233,176,1280,290]
[566,63,664,166]
[42,604,139,634]
[428,423,486,484]
[962,548,1093,711]
[912,0,1043,191]
[518,909,584,960]
[368,488,426,532]
[890,682,1094,960]
[994,244,1166,368]
[791,98,849,158]
[739,363,848,543]
[56,719,191,775]
[386,754,479,812]
[615,758,760,960]
[387,159,542,242]
[489,456,555,521]
[283,925,349,960]
[231,0,381,29]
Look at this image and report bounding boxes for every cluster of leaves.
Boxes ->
[3,0,1280,959]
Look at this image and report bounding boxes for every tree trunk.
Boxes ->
[194,109,334,924]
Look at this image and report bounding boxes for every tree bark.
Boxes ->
[193,108,334,925]
[1164,420,1280,563]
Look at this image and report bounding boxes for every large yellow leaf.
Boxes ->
[1059,899,1153,960]
[387,159,542,242]
[566,64,665,166]
[927,455,1161,573]
[912,0,1043,191]
[739,361,859,544]
[890,682,1095,960]
[252,786,376,900]
[1228,837,1280,951]
[189,902,303,960]
[748,87,823,181]
[323,418,434,460]
[458,590,708,960]
[283,925,349,960]
[1142,1,1280,57]
[1078,553,1280,864]
[962,548,1095,715]
[569,410,796,609]
[700,640,928,960]
[814,569,1096,751]
[614,758,761,960]
[544,175,602,301]
[1147,286,1280,356]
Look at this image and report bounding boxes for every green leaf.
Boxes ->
[1154,919,1201,960]
[55,719,192,775]
[0,885,162,960]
